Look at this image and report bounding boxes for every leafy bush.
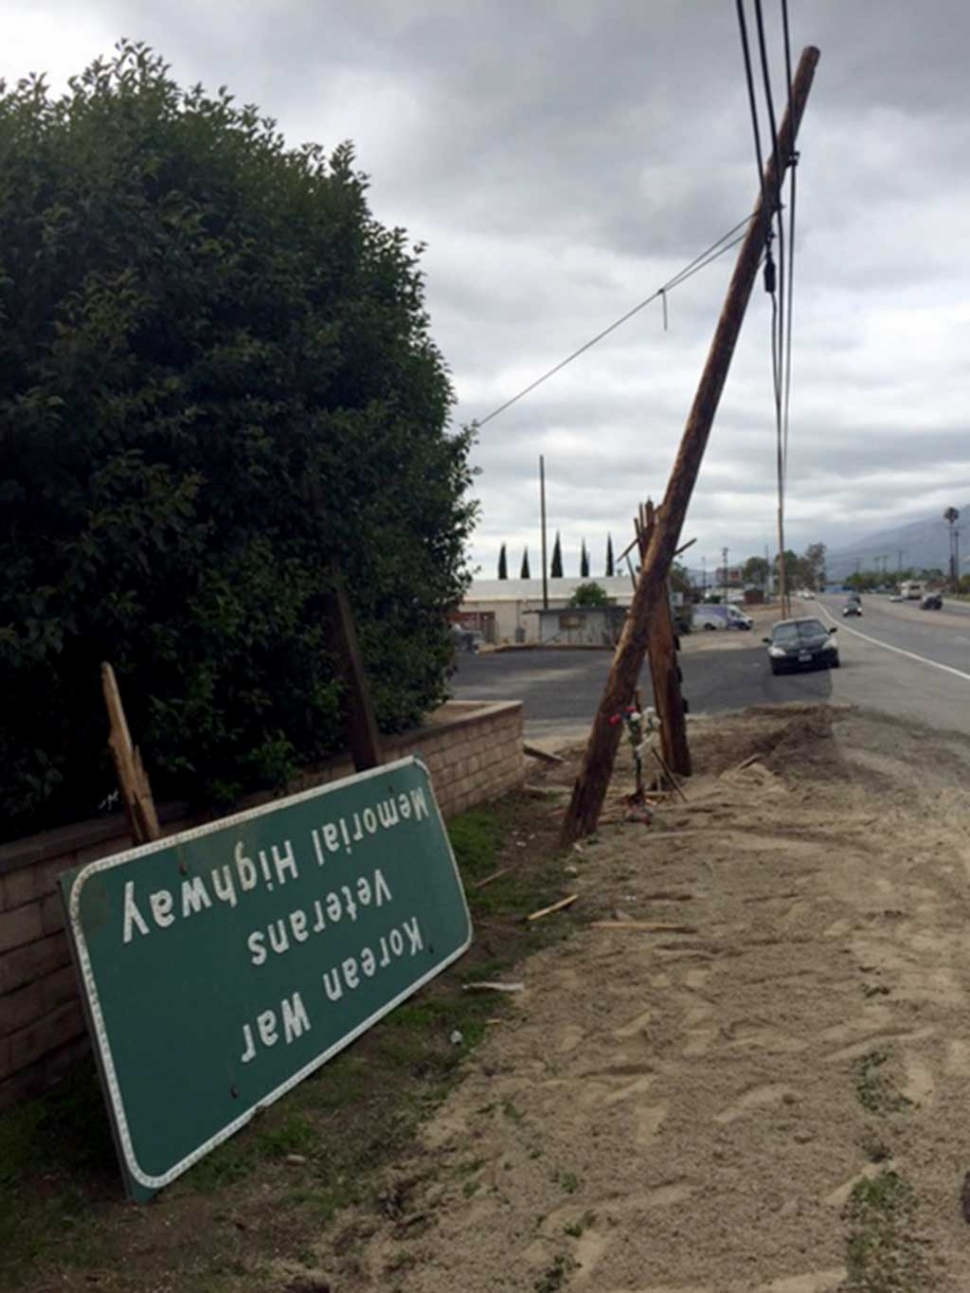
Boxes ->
[568,582,612,607]
[0,43,476,839]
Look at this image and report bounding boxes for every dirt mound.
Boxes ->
[312,705,970,1291]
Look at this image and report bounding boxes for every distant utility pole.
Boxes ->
[560,44,821,845]
[722,546,729,601]
[701,556,707,593]
[897,549,904,574]
[539,455,549,609]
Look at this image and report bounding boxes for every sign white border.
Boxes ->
[62,756,472,1194]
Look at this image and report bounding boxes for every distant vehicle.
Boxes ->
[843,602,863,617]
[889,594,904,603]
[764,618,840,674]
[694,604,753,631]
[920,593,943,610]
[847,592,861,603]
[451,625,482,653]
[900,580,923,600]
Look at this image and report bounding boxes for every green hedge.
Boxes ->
[0,43,476,840]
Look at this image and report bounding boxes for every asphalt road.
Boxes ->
[449,594,970,744]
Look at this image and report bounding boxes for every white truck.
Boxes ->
[900,580,923,600]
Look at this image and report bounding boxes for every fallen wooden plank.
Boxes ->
[462,982,525,993]
[472,865,514,890]
[526,894,578,922]
[589,921,698,934]
[523,743,564,764]
[724,752,764,775]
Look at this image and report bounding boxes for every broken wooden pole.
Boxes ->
[638,501,691,777]
[325,577,383,772]
[101,663,160,844]
[560,45,820,845]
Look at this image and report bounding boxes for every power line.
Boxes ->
[473,215,752,429]
[753,0,788,572]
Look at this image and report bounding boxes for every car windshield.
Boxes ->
[772,619,826,643]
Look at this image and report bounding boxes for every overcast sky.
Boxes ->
[6,1,969,578]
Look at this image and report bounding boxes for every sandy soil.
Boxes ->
[299,703,970,1292]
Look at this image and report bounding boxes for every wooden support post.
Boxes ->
[638,502,691,777]
[325,579,383,772]
[560,45,820,845]
[101,663,160,844]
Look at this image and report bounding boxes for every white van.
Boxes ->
[694,604,753,631]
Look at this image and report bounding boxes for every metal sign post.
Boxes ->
[59,757,471,1202]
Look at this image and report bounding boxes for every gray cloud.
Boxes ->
[5,0,970,578]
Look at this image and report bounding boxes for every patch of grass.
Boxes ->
[501,1098,525,1124]
[0,1064,117,1284]
[855,1050,914,1115]
[844,1170,933,1290]
[552,1169,580,1195]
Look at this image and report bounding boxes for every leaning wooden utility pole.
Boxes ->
[561,44,820,845]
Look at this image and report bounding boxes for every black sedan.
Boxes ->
[920,593,942,610]
[842,601,863,617]
[764,618,840,675]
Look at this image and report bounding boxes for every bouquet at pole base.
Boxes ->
[608,704,660,822]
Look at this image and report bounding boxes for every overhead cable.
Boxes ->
[473,216,752,429]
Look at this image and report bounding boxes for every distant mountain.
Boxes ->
[825,507,970,580]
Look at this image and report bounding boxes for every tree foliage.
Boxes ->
[520,547,531,579]
[568,582,611,607]
[743,556,770,588]
[580,539,589,579]
[0,44,476,837]
[497,543,508,580]
[605,534,614,578]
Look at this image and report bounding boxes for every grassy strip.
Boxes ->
[0,791,573,1291]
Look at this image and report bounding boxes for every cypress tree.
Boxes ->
[497,543,508,580]
[551,532,563,578]
[520,547,531,579]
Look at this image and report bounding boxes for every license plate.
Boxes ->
[798,651,811,662]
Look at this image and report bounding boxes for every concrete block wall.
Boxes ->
[0,700,523,1109]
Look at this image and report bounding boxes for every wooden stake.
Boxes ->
[101,663,160,844]
[325,577,383,772]
[560,45,820,845]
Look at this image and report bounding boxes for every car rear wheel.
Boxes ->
[830,655,840,668]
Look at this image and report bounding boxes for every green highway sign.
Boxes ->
[59,757,472,1202]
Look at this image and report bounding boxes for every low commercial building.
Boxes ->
[459,577,636,644]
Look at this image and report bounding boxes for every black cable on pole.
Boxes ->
[473,216,752,429]
[780,0,797,490]
[735,0,773,251]
[753,0,786,435]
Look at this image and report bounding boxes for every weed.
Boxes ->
[855,1049,913,1115]
[535,1253,578,1292]
[844,1170,932,1290]
[502,1098,525,1124]
[564,1211,597,1238]
[552,1169,580,1194]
